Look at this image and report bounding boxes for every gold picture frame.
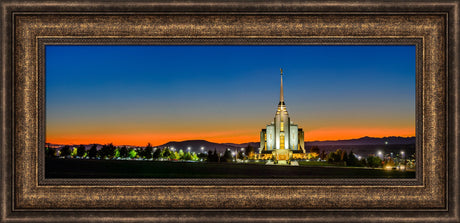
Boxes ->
[1,1,459,222]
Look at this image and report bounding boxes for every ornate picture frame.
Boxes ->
[1,1,459,222]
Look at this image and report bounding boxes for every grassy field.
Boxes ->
[297,161,338,166]
[45,158,415,179]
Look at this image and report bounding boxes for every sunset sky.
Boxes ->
[46,45,415,146]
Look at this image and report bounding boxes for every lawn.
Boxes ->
[297,161,337,166]
[45,158,415,179]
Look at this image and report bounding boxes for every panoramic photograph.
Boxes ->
[45,45,416,178]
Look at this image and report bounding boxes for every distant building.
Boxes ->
[259,69,306,163]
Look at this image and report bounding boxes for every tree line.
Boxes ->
[45,144,403,168]
[323,148,392,168]
[45,143,200,161]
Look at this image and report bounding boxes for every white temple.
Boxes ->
[259,69,305,163]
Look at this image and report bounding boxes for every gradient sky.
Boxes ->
[46,45,415,146]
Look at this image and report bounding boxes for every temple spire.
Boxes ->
[280,68,284,104]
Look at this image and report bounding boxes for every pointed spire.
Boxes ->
[280,68,284,104]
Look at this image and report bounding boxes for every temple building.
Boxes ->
[259,69,306,164]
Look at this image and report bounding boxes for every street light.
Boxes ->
[187,147,191,152]
[201,146,204,152]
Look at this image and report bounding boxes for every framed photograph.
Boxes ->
[43,44,418,182]
[1,1,459,222]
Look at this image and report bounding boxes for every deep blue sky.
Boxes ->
[46,45,415,145]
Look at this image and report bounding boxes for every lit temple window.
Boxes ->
[280,135,285,149]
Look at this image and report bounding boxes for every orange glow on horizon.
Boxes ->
[46,127,415,146]
[46,129,257,147]
[305,127,415,141]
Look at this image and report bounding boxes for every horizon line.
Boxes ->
[45,135,416,147]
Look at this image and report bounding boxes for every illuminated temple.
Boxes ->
[258,69,306,164]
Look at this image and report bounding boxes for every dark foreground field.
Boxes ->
[45,158,415,178]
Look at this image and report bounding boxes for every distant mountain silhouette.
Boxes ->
[47,136,415,155]
[155,136,415,154]
[306,136,415,146]
[222,142,260,149]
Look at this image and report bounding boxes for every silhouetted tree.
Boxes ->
[238,151,245,160]
[220,149,233,162]
[342,151,349,163]
[45,147,56,157]
[327,149,341,163]
[367,156,382,168]
[207,150,214,162]
[98,145,107,158]
[77,145,86,157]
[319,151,327,160]
[197,152,207,161]
[360,157,368,166]
[183,152,193,160]
[152,148,162,159]
[98,143,116,159]
[326,149,349,164]
[178,149,185,159]
[310,146,320,154]
[119,146,128,158]
[162,147,172,158]
[142,143,153,159]
[60,145,71,157]
[245,145,255,158]
[347,151,360,166]
[207,149,219,162]
[108,143,116,158]
[88,145,98,158]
